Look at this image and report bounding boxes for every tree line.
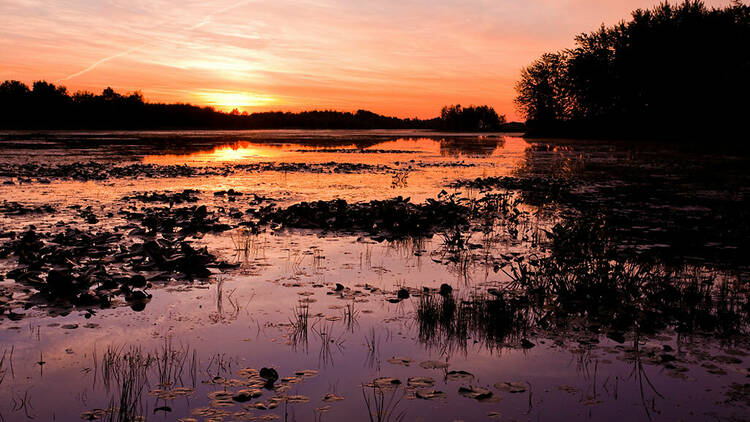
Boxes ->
[0,80,513,131]
[515,1,750,139]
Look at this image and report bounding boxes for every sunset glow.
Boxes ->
[0,0,733,119]
[2,1,748,419]
[143,142,283,164]
[195,91,278,111]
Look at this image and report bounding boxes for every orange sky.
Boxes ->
[0,0,732,120]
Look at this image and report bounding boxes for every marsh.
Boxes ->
[0,130,748,421]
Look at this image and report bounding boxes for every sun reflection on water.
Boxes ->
[140,136,524,167]
[142,141,284,164]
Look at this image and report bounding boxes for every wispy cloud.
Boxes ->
[57,44,148,82]
[57,0,256,82]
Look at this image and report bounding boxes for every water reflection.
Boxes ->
[143,141,285,164]
[140,136,507,165]
[1,132,749,421]
[439,135,504,156]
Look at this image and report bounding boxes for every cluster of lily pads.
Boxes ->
[0,161,396,183]
[255,195,470,240]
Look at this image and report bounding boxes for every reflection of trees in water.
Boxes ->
[4,132,510,162]
[512,140,750,269]
[439,136,504,157]
[514,141,585,179]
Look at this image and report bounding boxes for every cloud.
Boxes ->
[0,0,736,119]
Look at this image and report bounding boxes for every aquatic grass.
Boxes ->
[500,212,749,338]
[155,339,193,389]
[417,204,749,351]
[417,290,534,354]
[362,384,406,422]
[343,301,360,332]
[210,278,243,323]
[290,302,311,352]
[364,327,382,370]
[10,389,33,419]
[88,340,199,422]
[0,346,13,386]
[205,352,235,380]
[386,237,426,262]
[230,228,268,268]
[99,346,151,422]
[312,320,346,368]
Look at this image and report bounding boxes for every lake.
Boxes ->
[0,130,748,421]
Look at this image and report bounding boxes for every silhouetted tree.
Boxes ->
[515,0,750,139]
[514,53,572,126]
[0,81,442,130]
[440,104,506,131]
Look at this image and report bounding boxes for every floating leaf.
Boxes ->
[323,393,344,402]
[446,370,474,381]
[419,360,449,369]
[371,377,402,390]
[286,395,310,403]
[407,376,435,388]
[233,389,263,402]
[494,381,529,393]
[458,386,495,401]
[295,369,319,378]
[387,357,412,366]
[415,389,447,400]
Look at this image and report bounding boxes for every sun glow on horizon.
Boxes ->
[195,91,278,112]
[0,0,734,120]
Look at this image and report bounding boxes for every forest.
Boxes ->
[0,81,514,131]
[515,1,750,139]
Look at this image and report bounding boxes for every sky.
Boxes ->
[0,0,734,120]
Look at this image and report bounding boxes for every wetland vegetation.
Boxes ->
[2,1,749,421]
[0,131,748,421]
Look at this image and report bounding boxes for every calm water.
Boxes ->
[0,130,748,422]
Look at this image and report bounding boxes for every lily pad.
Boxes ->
[557,385,578,394]
[494,381,529,393]
[419,360,449,369]
[371,377,402,390]
[323,393,345,402]
[458,386,495,401]
[407,376,435,388]
[233,389,263,402]
[295,369,319,378]
[286,395,310,403]
[387,356,413,366]
[713,355,743,364]
[415,389,447,400]
[446,370,474,381]
[207,391,234,401]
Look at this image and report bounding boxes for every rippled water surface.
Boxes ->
[0,130,748,422]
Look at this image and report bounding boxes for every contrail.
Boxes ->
[188,0,253,30]
[57,0,253,82]
[57,44,149,82]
